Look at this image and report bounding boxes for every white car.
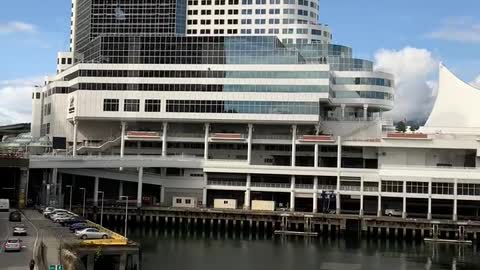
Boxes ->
[12,224,27,236]
[4,238,22,252]
[53,215,76,223]
[75,228,109,240]
[50,211,75,220]
[385,209,403,217]
[43,207,56,217]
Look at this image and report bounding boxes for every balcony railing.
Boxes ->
[363,186,379,192]
[253,134,291,140]
[295,184,314,189]
[207,180,246,187]
[318,185,336,191]
[340,185,361,191]
[251,182,290,188]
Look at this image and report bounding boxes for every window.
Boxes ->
[124,99,140,112]
[381,181,403,193]
[36,93,40,99]
[176,198,182,204]
[186,199,191,204]
[145,99,161,112]
[406,181,428,194]
[103,99,119,111]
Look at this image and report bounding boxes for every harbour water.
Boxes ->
[126,227,480,270]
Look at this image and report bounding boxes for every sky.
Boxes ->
[0,0,480,124]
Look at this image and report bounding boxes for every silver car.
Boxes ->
[4,238,22,252]
[75,228,109,240]
[13,224,27,236]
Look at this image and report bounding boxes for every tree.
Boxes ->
[395,121,407,133]
[410,124,419,132]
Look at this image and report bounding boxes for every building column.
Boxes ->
[202,173,208,207]
[341,104,346,120]
[204,123,210,160]
[291,125,297,167]
[244,174,251,209]
[18,168,29,209]
[247,124,253,165]
[160,186,165,205]
[51,168,58,196]
[162,122,168,157]
[118,181,124,200]
[428,180,432,220]
[72,120,78,156]
[290,176,295,211]
[313,176,318,213]
[377,180,382,217]
[402,180,407,219]
[137,167,143,208]
[453,178,458,221]
[120,121,126,158]
[336,136,342,214]
[58,173,63,197]
[93,177,99,207]
[359,177,364,216]
[363,104,368,121]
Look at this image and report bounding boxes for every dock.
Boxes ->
[83,206,480,242]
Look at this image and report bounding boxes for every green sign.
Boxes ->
[49,265,63,270]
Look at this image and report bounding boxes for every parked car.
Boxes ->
[53,215,75,223]
[69,223,90,232]
[50,211,75,220]
[43,207,57,217]
[4,238,22,252]
[385,209,403,217]
[61,217,85,226]
[12,224,27,236]
[47,209,70,219]
[75,228,109,240]
[9,211,21,222]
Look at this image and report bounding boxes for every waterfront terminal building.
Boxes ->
[20,0,480,221]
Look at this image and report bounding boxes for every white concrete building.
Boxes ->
[27,0,480,221]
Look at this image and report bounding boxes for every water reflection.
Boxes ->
[121,227,480,270]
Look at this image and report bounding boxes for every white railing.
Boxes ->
[295,184,314,189]
[31,154,201,161]
[318,185,336,191]
[251,182,290,188]
[363,186,379,192]
[340,185,361,191]
[207,180,246,187]
[380,164,479,170]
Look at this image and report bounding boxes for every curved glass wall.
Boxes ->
[334,91,394,100]
[334,77,393,87]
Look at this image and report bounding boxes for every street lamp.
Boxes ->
[119,195,128,238]
[79,188,86,217]
[66,185,73,211]
[97,191,104,226]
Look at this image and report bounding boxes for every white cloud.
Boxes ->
[374,47,439,122]
[0,77,43,126]
[0,21,37,34]
[427,17,480,43]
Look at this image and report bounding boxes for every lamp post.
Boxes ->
[119,195,128,238]
[66,185,73,211]
[79,188,86,217]
[98,191,104,226]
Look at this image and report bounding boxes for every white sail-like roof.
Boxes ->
[424,64,480,133]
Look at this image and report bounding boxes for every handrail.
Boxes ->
[251,182,290,188]
[207,180,246,187]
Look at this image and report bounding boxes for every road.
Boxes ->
[0,211,38,270]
